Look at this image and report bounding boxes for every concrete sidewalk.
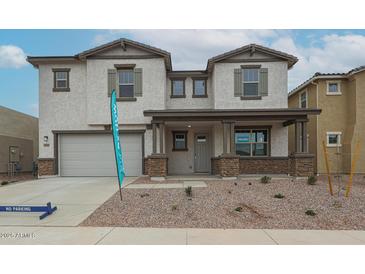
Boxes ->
[1,226,365,245]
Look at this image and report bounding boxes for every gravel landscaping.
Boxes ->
[80,177,365,230]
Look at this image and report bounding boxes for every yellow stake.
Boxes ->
[345,140,361,198]
[322,140,334,196]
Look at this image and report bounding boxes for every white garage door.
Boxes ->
[59,134,142,176]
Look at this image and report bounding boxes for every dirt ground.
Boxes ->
[80,177,365,230]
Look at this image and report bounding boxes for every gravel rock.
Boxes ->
[79,178,365,230]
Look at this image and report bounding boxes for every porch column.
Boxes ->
[152,122,157,154]
[222,122,228,154]
[159,123,164,154]
[230,121,235,154]
[302,121,308,153]
[295,121,301,153]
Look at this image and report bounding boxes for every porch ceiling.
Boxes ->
[144,108,321,125]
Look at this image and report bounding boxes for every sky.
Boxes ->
[2,29,365,117]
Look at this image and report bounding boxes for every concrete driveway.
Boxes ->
[0,176,136,226]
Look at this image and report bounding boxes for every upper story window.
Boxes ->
[243,68,259,97]
[326,81,341,95]
[299,90,307,108]
[53,68,70,92]
[118,70,134,98]
[171,78,186,98]
[235,129,269,156]
[326,132,342,147]
[193,79,207,97]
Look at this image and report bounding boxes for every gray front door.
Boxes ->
[194,134,210,173]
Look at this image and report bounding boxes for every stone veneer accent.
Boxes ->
[289,153,315,177]
[144,154,168,177]
[215,154,240,177]
[212,154,314,177]
[38,158,55,176]
[239,157,289,174]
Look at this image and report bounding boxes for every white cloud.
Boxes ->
[271,34,365,90]
[93,30,365,91]
[0,45,28,69]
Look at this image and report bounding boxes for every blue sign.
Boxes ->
[236,133,250,143]
[110,90,126,188]
[0,202,57,220]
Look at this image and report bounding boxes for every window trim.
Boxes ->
[170,77,186,98]
[326,131,342,147]
[299,89,308,108]
[242,65,261,98]
[118,69,135,98]
[172,130,188,151]
[52,68,70,92]
[326,80,342,95]
[234,127,271,157]
[192,78,208,98]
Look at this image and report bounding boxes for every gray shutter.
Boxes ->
[134,68,143,97]
[234,68,242,97]
[107,69,117,97]
[259,68,268,96]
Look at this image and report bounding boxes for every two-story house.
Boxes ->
[27,38,320,178]
[288,66,365,175]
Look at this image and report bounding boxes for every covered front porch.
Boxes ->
[143,108,321,178]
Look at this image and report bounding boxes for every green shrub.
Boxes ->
[185,186,192,197]
[307,175,317,185]
[234,207,243,212]
[261,176,271,184]
[140,193,150,198]
[305,209,316,216]
[1,181,9,186]
[171,205,178,211]
[274,193,285,199]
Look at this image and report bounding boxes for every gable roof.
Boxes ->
[76,38,172,70]
[27,38,172,70]
[288,65,365,98]
[206,43,298,71]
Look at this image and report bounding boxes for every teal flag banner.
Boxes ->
[110,90,125,192]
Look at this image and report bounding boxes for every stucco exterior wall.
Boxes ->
[212,61,288,109]
[270,123,288,157]
[86,58,166,125]
[38,63,90,158]
[317,79,349,174]
[166,77,213,109]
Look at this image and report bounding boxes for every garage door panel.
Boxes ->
[59,134,142,176]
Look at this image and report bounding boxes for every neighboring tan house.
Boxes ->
[0,106,39,174]
[288,66,365,175]
[27,38,320,178]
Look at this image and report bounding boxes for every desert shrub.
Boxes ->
[171,205,178,211]
[1,181,9,186]
[248,182,252,186]
[307,175,317,185]
[185,186,192,197]
[234,182,238,186]
[140,193,150,198]
[234,207,243,212]
[228,190,232,194]
[274,193,285,199]
[261,176,271,184]
[305,209,316,216]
